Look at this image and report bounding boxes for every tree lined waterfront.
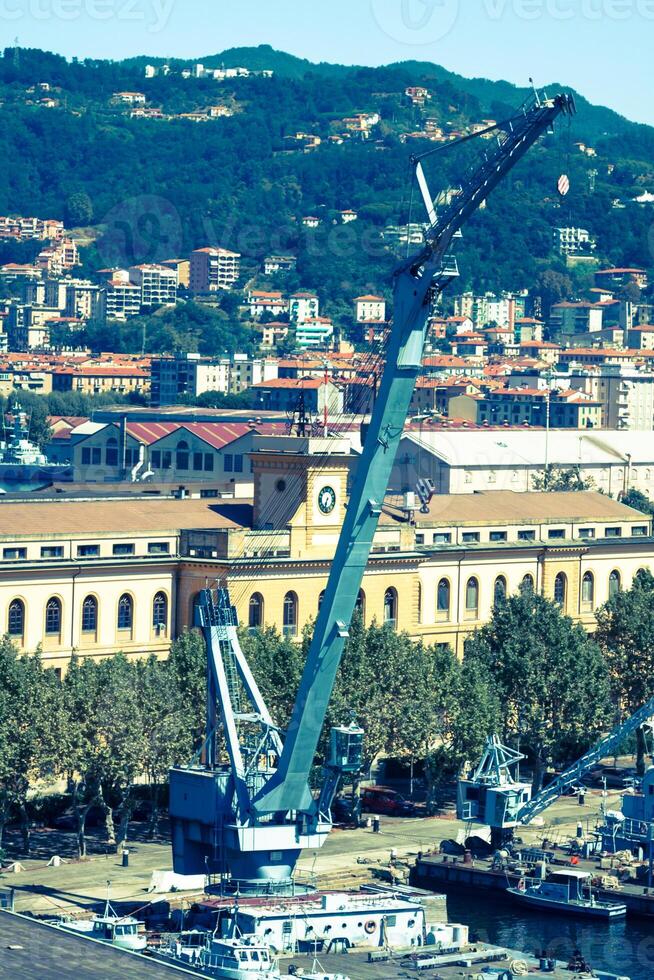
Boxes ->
[0,574,648,858]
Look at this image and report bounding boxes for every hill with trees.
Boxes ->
[0,45,652,317]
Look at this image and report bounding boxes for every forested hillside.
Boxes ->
[0,44,652,309]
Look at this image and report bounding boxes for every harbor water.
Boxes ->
[445,888,654,979]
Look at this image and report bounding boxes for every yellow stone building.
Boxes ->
[0,435,651,671]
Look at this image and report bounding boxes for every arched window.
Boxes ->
[465,577,479,618]
[554,572,567,609]
[248,592,263,630]
[283,591,298,637]
[384,587,397,629]
[176,440,189,471]
[117,593,133,631]
[7,598,24,637]
[105,436,118,467]
[45,597,61,635]
[152,592,167,632]
[355,589,365,620]
[493,575,507,605]
[317,589,326,613]
[81,595,97,633]
[416,582,422,624]
[521,573,534,591]
[436,578,450,620]
[609,569,621,598]
[581,571,594,610]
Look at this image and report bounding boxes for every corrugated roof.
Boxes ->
[401,429,654,466]
[383,490,643,527]
[0,498,249,537]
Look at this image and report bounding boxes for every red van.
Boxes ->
[361,786,415,816]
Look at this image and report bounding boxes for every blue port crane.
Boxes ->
[458,697,654,842]
[169,92,576,893]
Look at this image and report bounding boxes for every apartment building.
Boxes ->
[554,226,596,256]
[354,294,386,323]
[0,216,64,241]
[52,363,150,397]
[37,239,79,276]
[129,264,178,307]
[6,303,62,350]
[190,247,240,292]
[591,365,654,430]
[161,258,190,288]
[251,377,343,414]
[150,352,278,405]
[296,317,333,348]
[453,291,526,330]
[263,254,297,276]
[595,267,649,292]
[550,301,605,338]
[449,386,602,428]
[100,277,142,320]
[248,290,289,318]
[289,291,319,324]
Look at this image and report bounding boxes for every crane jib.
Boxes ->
[252,93,575,818]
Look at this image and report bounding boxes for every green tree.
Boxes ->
[0,640,65,853]
[327,617,459,800]
[137,656,195,835]
[532,465,594,492]
[594,569,654,772]
[464,584,611,790]
[242,625,304,730]
[167,629,207,750]
[621,488,654,516]
[65,191,94,227]
[63,654,144,855]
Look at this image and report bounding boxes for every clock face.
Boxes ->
[318,485,336,515]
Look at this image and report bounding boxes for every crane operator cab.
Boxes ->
[328,723,364,773]
[457,735,532,846]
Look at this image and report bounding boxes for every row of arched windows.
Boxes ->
[248,588,368,635]
[244,568,630,637]
[6,592,168,641]
[556,568,622,612]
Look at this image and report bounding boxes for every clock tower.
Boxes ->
[250,435,352,559]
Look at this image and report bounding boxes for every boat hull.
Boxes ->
[506,887,626,919]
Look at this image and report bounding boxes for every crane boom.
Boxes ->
[517,695,654,825]
[254,93,575,817]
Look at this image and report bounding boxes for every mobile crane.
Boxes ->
[169,92,576,894]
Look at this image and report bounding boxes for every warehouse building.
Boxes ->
[0,436,651,670]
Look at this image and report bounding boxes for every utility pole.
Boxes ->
[323,360,329,437]
[544,369,553,486]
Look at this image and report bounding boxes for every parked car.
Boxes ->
[330,796,359,825]
[584,766,639,789]
[361,786,415,817]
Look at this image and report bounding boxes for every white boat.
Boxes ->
[154,930,279,979]
[48,888,147,950]
[506,869,626,920]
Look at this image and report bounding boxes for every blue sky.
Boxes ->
[5,0,653,125]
